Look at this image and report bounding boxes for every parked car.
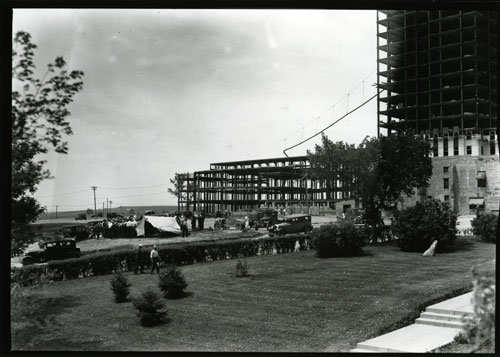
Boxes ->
[63,224,91,241]
[21,238,82,265]
[248,208,279,230]
[213,211,245,230]
[352,215,395,242]
[75,213,87,220]
[268,214,313,237]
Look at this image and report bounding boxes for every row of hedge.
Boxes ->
[11,234,311,287]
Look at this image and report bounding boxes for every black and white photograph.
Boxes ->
[8,3,497,353]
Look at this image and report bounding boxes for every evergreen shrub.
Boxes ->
[310,221,366,258]
[110,271,131,303]
[235,259,249,277]
[471,213,498,243]
[133,288,167,327]
[393,199,457,252]
[462,269,495,352]
[158,266,188,299]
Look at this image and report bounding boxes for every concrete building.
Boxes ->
[377,10,499,213]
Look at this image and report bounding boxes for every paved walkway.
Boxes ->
[351,292,474,353]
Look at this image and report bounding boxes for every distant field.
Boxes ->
[11,237,495,352]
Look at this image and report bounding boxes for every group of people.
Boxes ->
[90,216,139,239]
[134,244,161,274]
[175,212,205,237]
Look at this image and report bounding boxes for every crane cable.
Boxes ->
[283,90,382,157]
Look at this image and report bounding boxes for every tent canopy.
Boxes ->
[135,216,181,237]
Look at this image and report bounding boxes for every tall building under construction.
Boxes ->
[182,10,499,215]
[377,10,499,213]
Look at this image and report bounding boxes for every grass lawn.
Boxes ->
[11,237,495,352]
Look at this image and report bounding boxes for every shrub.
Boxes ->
[133,288,167,327]
[393,199,457,253]
[110,272,131,303]
[310,221,366,258]
[158,266,188,299]
[11,234,309,286]
[235,259,249,277]
[462,268,495,352]
[471,213,498,243]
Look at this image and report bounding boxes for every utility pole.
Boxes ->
[102,202,105,218]
[109,200,112,213]
[55,205,58,219]
[106,198,109,215]
[91,186,98,216]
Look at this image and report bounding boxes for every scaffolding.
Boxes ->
[180,156,355,214]
[377,10,497,137]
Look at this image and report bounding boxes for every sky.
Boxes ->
[13,9,378,212]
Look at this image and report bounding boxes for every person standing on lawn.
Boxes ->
[199,211,205,230]
[181,215,188,237]
[191,213,196,232]
[134,244,145,274]
[150,245,160,274]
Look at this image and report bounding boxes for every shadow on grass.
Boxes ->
[11,293,82,349]
[165,291,194,300]
[139,316,172,328]
[438,237,477,254]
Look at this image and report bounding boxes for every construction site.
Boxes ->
[182,10,498,216]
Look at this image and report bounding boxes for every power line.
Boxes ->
[100,183,170,190]
[36,183,171,199]
[36,188,90,199]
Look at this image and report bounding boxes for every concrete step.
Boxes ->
[350,323,463,353]
[420,311,466,322]
[350,347,377,353]
[355,342,405,353]
[415,317,464,329]
[425,306,475,318]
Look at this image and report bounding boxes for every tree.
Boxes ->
[168,172,194,213]
[308,132,432,235]
[11,31,84,245]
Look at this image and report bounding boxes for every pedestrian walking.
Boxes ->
[150,245,160,274]
[134,244,145,274]
[191,213,196,232]
[199,211,205,230]
[181,215,188,237]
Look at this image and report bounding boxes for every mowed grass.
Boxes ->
[11,237,495,352]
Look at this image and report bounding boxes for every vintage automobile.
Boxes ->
[213,211,246,230]
[267,214,313,237]
[248,208,279,230]
[352,214,395,242]
[21,238,82,265]
[63,224,91,241]
[75,213,87,220]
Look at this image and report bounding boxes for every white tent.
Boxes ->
[135,215,181,237]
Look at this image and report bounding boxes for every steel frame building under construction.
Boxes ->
[180,9,498,216]
[377,10,499,213]
[182,156,355,214]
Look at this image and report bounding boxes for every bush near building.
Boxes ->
[158,266,188,299]
[471,213,498,243]
[393,199,457,253]
[110,272,131,303]
[132,288,167,327]
[310,221,366,258]
[457,267,496,352]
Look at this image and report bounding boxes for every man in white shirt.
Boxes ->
[150,245,160,274]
